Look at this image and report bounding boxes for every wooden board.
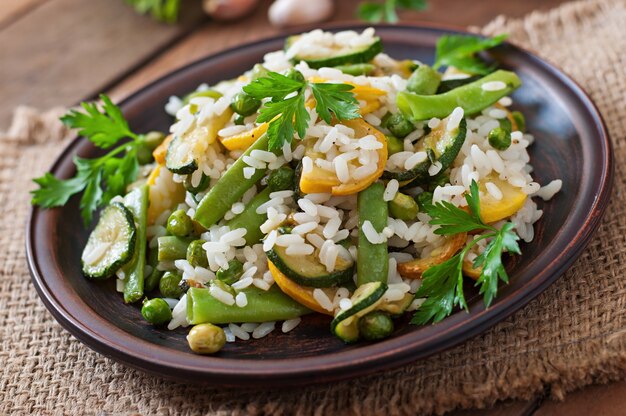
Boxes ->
[0,0,205,128]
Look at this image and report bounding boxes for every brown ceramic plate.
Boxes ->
[26,24,612,386]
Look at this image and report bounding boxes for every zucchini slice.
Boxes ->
[378,292,415,317]
[383,116,466,183]
[81,202,137,279]
[266,244,354,288]
[285,36,383,69]
[165,134,198,174]
[331,281,387,343]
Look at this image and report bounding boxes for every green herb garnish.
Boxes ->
[433,34,507,75]
[358,0,428,23]
[31,95,144,225]
[243,70,360,151]
[411,180,521,325]
[125,0,181,23]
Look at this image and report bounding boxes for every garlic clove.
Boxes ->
[268,0,334,28]
[203,0,260,21]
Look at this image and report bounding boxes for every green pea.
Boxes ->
[141,298,172,325]
[187,240,208,268]
[388,192,419,220]
[359,311,394,341]
[136,131,167,165]
[416,191,433,211]
[187,323,226,354]
[143,131,166,150]
[230,92,261,117]
[233,114,246,125]
[166,209,193,237]
[382,112,414,138]
[386,135,404,155]
[488,127,512,150]
[216,259,244,285]
[267,166,295,192]
[136,144,154,165]
[184,173,210,195]
[511,111,525,132]
[159,271,184,299]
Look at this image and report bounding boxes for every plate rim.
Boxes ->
[26,22,614,385]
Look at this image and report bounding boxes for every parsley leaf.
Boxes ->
[31,95,146,225]
[244,70,360,151]
[125,0,181,23]
[310,83,360,124]
[411,179,522,324]
[433,33,507,75]
[358,0,427,23]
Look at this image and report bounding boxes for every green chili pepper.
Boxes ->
[397,70,522,120]
[407,65,442,95]
[187,286,311,325]
[194,134,273,228]
[357,182,388,286]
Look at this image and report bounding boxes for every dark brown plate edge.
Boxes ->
[25,23,614,386]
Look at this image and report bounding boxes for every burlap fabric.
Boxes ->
[1,0,625,414]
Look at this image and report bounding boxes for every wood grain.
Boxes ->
[0,0,206,128]
[0,0,47,30]
[109,0,569,102]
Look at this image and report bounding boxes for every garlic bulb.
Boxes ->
[268,0,334,27]
[203,0,259,21]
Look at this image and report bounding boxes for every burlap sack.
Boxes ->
[1,0,625,414]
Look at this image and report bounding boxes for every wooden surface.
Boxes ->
[2,0,624,413]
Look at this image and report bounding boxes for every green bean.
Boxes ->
[386,135,404,155]
[230,92,261,117]
[166,209,194,237]
[194,133,273,228]
[333,63,376,76]
[357,182,388,286]
[397,70,522,120]
[144,247,164,292]
[159,271,183,298]
[187,286,311,324]
[382,112,414,138]
[388,192,419,220]
[407,65,441,95]
[225,187,271,245]
[157,236,192,262]
[512,110,525,132]
[216,259,244,285]
[358,311,394,341]
[122,185,149,304]
[267,166,295,192]
[141,298,172,325]
[187,323,226,354]
[436,75,482,94]
[187,240,209,268]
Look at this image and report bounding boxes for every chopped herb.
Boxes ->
[31,94,148,225]
[243,70,360,151]
[125,0,181,23]
[433,34,508,75]
[411,180,521,325]
[358,0,428,24]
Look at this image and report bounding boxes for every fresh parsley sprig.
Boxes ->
[31,94,143,225]
[125,0,180,23]
[358,0,427,24]
[243,70,360,151]
[433,33,508,75]
[411,180,521,325]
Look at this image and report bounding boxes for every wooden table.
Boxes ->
[2,0,624,414]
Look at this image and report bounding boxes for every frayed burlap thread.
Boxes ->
[1,0,625,414]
